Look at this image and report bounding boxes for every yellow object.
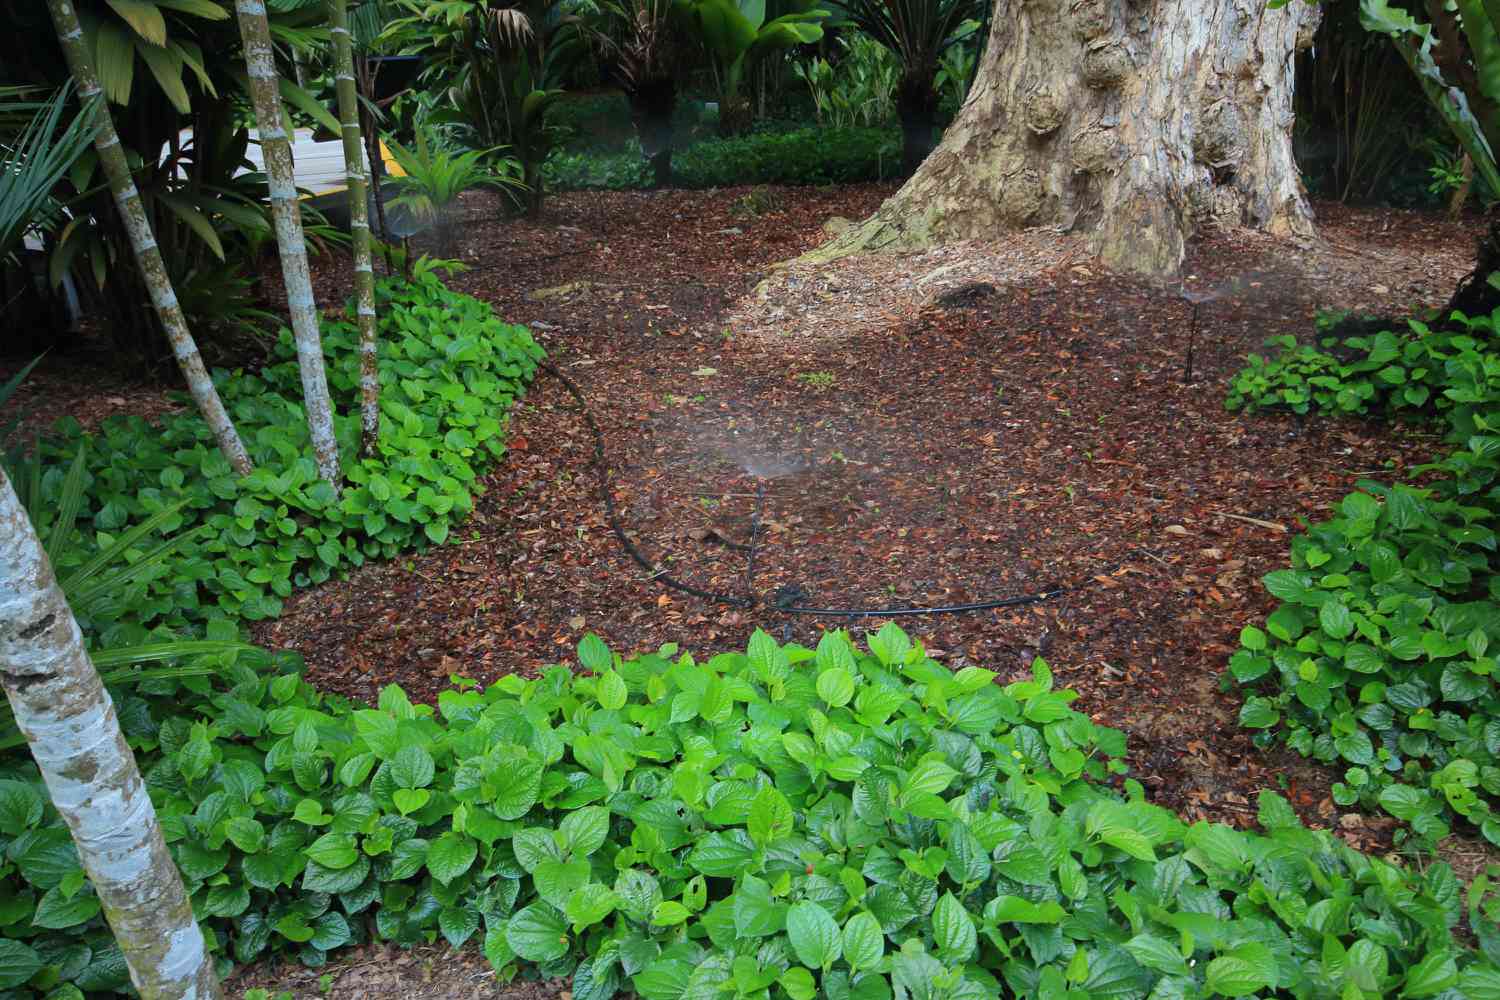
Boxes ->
[378,139,406,179]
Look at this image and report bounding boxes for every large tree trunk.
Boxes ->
[236,0,344,492]
[328,0,381,458]
[814,0,1321,277]
[47,0,255,478]
[0,468,222,1000]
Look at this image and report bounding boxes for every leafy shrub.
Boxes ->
[384,129,527,223]
[794,35,900,129]
[5,628,1499,999]
[1223,311,1500,418]
[544,127,903,191]
[1229,308,1500,847]
[18,260,542,648]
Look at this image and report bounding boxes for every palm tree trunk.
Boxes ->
[328,0,380,457]
[235,0,343,492]
[0,468,222,1000]
[45,0,254,478]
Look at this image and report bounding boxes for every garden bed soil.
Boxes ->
[225,941,566,1000]
[254,189,1479,860]
[5,186,1490,995]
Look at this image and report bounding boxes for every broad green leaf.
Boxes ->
[930,892,975,962]
[633,959,692,1000]
[507,903,569,962]
[786,900,841,968]
[902,758,957,801]
[734,874,786,938]
[32,886,101,929]
[304,833,358,871]
[747,786,794,846]
[688,831,757,877]
[984,896,1065,924]
[597,670,628,711]
[841,912,884,971]
[490,758,543,820]
[1123,934,1188,976]
[578,634,611,671]
[1205,951,1273,998]
[534,858,591,908]
[390,745,435,789]
[565,884,618,929]
[559,806,610,856]
[651,901,692,926]
[426,832,478,884]
[1401,951,1458,998]
[817,667,856,707]
[439,906,480,949]
[0,781,44,836]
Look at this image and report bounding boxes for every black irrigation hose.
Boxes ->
[539,358,754,609]
[538,357,1076,619]
[775,587,1076,619]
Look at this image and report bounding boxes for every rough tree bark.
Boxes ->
[328,0,380,457]
[46,0,255,478]
[235,0,343,491]
[0,467,222,1000]
[812,0,1321,277]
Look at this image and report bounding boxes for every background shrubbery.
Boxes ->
[1228,306,1500,849]
[14,263,541,648]
[544,126,904,192]
[4,628,1497,1000]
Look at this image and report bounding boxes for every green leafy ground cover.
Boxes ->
[1228,308,1500,848]
[19,261,542,649]
[4,629,1498,999]
[544,127,903,191]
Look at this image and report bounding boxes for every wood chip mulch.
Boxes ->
[247,191,1484,859]
[11,186,1495,995]
[4,190,1488,876]
[225,940,566,1000]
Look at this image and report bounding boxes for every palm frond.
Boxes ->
[0,83,97,262]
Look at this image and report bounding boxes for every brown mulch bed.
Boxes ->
[11,186,1490,994]
[226,941,566,1000]
[248,190,1482,857]
[7,189,1482,849]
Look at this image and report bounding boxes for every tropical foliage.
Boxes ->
[384,128,527,225]
[1229,306,1500,849]
[0,85,96,263]
[5,628,1499,999]
[3,0,341,359]
[1353,0,1500,199]
[680,0,828,135]
[14,264,540,645]
[543,124,902,189]
[827,0,980,169]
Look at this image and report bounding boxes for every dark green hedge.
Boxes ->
[544,127,903,191]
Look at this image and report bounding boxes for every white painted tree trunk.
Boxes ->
[328,0,381,457]
[816,0,1321,277]
[46,0,254,477]
[0,468,221,1000]
[235,0,343,491]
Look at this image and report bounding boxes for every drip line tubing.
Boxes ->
[539,357,1077,619]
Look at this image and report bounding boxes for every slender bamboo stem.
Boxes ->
[46,0,254,478]
[235,0,343,492]
[329,0,380,456]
